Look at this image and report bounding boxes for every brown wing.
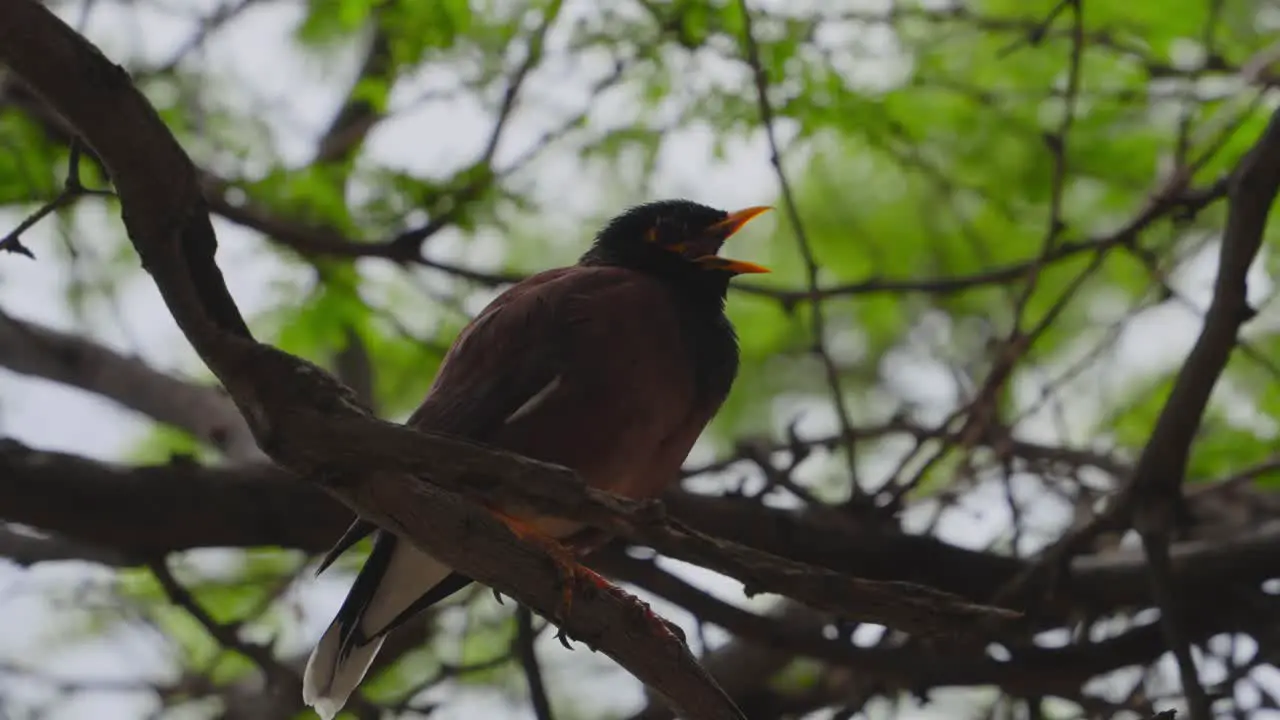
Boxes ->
[405,267,574,439]
[315,267,579,573]
[411,266,710,522]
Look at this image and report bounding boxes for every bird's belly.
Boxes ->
[487,389,696,537]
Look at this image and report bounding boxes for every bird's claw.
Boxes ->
[555,626,574,649]
[491,511,612,642]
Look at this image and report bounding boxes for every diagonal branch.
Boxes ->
[1130,106,1280,720]
[1128,104,1280,526]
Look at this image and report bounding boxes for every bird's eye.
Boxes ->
[644,219,691,255]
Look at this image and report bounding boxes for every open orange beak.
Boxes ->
[696,206,772,275]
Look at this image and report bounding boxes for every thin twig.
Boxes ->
[516,606,557,720]
[147,556,385,717]
[0,139,111,258]
[735,0,866,502]
[388,0,564,256]
[147,558,284,679]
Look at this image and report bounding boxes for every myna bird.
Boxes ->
[302,199,770,718]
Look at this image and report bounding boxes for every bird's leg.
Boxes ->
[491,513,611,645]
[490,515,688,650]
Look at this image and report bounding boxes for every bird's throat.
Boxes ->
[677,300,739,409]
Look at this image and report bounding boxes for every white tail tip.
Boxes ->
[302,620,385,719]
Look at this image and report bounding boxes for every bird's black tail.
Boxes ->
[303,530,472,719]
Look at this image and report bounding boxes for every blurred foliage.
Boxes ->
[3,0,1280,717]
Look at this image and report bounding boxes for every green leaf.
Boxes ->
[245,164,354,231]
[127,426,214,465]
[1107,373,1177,450]
[296,0,377,46]
[1186,420,1275,483]
[0,110,59,203]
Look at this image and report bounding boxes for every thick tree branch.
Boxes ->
[599,551,1274,700]
[4,440,1277,632]
[0,439,347,553]
[0,307,261,461]
[0,426,1014,637]
[0,306,1131,623]
[0,525,129,567]
[6,440,1280,703]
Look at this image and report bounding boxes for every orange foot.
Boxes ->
[492,513,612,647]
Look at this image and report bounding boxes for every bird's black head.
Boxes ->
[580,200,770,297]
